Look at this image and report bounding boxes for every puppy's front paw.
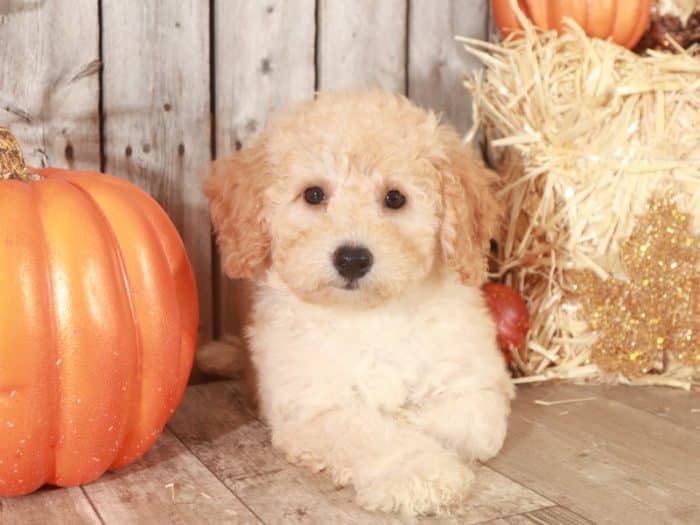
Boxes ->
[355,450,474,516]
[469,409,509,462]
[272,430,327,473]
[285,451,327,473]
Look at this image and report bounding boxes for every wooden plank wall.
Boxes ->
[102,1,214,343]
[0,0,491,353]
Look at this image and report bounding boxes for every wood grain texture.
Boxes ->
[317,0,408,92]
[101,1,213,344]
[0,0,100,169]
[570,384,700,433]
[168,381,288,483]
[408,0,489,132]
[490,383,700,525]
[171,382,552,525]
[0,487,100,525]
[232,463,551,525]
[232,467,405,525]
[522,505,594,525]
[82,429,259,525]
[482,505,593,524]
[213,0,315,155]
[213,0,316,339]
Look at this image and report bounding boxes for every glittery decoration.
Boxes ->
[572,199,700,376]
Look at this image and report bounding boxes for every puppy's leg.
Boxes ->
[271,405,474,516]
[404,381,514,462]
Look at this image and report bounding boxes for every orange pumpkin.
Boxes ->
[0,129,198,496]
[491,0,652,49]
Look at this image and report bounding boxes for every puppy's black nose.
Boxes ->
[333,245,373,280]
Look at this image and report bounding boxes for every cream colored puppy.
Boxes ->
[205,89,513,516]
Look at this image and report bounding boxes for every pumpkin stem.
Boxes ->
[0,128,38,182]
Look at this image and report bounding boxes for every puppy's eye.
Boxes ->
[384,189,406,209]
[304,186,326,205]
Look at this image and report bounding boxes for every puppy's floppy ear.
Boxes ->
[204,138,271,279]
[438,132,501,285]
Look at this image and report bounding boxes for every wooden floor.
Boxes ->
[2,381,699,525]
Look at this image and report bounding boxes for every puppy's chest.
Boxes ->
[290,308,457,409]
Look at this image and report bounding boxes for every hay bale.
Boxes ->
[459,16,700,388]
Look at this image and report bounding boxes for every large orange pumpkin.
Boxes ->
[491,0,652,49]
[0,129,198,496]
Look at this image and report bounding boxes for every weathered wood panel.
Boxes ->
[0,0,100,169]
[408,0,489,132]
[490,383,700,525]
[214,0,316,339]
[101,1,213,343]
[0,487,100,525]
[563,384,700,433]
[485,505,594,525]
[317,0,407,92]
[82,429,259,524]
[231,463,552,525]
[168,381,288,483]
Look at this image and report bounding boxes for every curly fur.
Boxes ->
[206,143,271,279]
[204,89,513,516]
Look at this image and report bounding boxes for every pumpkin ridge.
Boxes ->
[31,182,61,486]
[626,0,651,49]
[55,171,186,467]
[88,173,197,410]
[100,177,186,413]
[0,182,58,494]
[61,177,144,465]
[38,178,140,483]
[135,197,196,414]
[126,200,184,413]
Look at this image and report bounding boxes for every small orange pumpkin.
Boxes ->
[0,129,198,496]
[491,0,653,49]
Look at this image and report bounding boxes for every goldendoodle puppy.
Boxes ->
[205,89,513,516]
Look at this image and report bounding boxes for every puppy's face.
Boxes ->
[206,90,499,307]
[265,147,441,306]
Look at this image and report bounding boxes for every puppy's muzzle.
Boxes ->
[333,245,373,282]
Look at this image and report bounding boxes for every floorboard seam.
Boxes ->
[166,424,267,525]
[471,504,557,524]
[481,462,558,506]
[608,394,699,433]
[80,486,106,525]
[480,460,590,521]
[537,385,698,434]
